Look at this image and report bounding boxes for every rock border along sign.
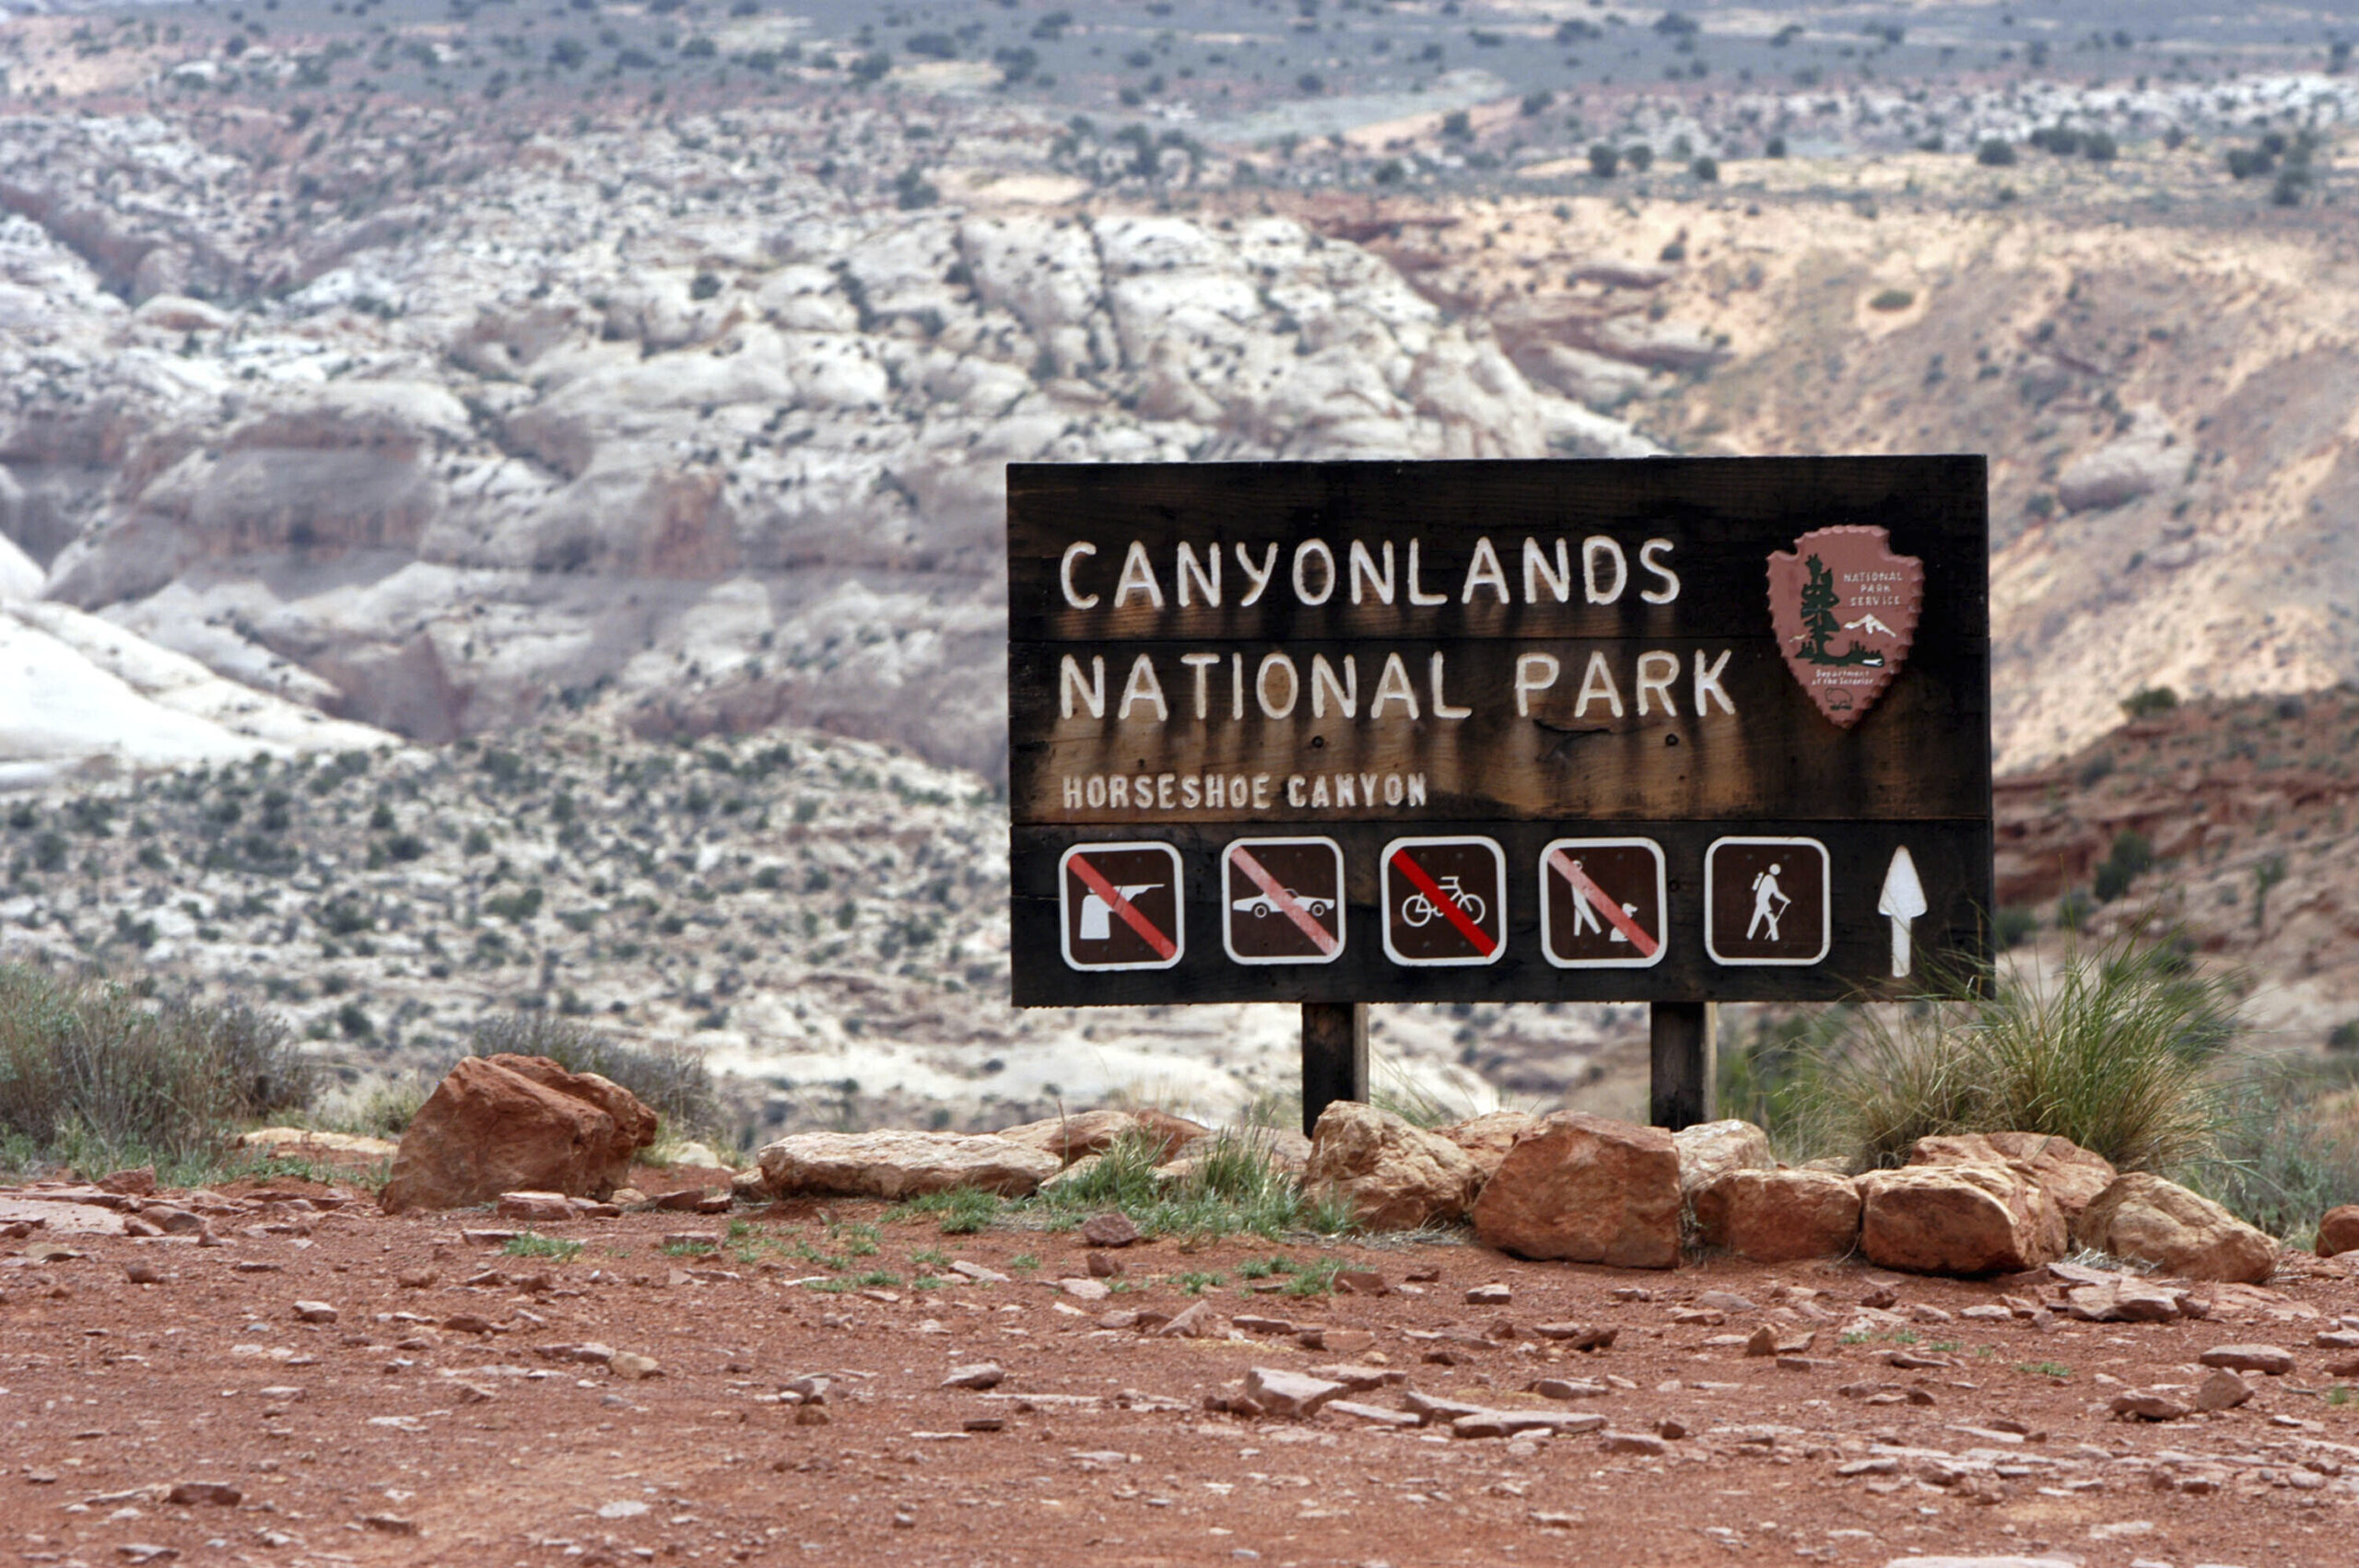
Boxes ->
[1006,458,1991,1007]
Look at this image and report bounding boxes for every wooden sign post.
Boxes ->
[1004,459,1992,1133]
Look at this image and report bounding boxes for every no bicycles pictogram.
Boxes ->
[1381,837,1506,966]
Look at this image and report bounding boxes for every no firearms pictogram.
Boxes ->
[1059,842,1183,972]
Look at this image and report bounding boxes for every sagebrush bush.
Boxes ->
[0,963,315,1171]
[466,1011,718,1137]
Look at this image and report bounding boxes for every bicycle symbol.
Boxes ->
[1400,875,1485,929]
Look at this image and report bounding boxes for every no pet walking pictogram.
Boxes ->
[1540,837,1667,969]
[1059,842,1183,971]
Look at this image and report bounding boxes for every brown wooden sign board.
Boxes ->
[1006,457,1991,1008]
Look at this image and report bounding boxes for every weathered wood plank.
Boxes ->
[1009,818,1994,1007]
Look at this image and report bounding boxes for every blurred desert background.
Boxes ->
[1,0,2356,1154]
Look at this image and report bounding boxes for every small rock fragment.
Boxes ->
[1532,1323,1616,1351]
[609,1351,661,1381]
[290,1301,338,1325]
[941,1362,1005,1390]
[1465,1282,1512,1305]
[165,1481,241,1506]
[1328,1399,1420,1427]
[1598,1431,1669,1457]
[1243,1366,1348,1420]
[2199,1343,2294,1375]
[2194,1368,2252,1412]
[1155,1300,1219,1339]
[2110,1390,2190,1422]
[1080,1212,1141,1248]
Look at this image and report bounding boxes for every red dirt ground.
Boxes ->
[4,1170,2356,1568]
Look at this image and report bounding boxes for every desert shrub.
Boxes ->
[0,964,314,1173]
[1800,933,2237,1173]
[342,1074,430,1136]
[2119,685,2178,720]
[465,1011,718,1137]
[1993,906,2038,949]
[2092,829,2154,903]
[2193,1061,2359,1245]
[1869,287,1916,311]
[1717,1007,1849,1155]
[2330,1020,2359,1053]
[1587,142,1619,177]
[1976,139,2017,167]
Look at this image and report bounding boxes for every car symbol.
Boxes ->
[1230,890,1332,919]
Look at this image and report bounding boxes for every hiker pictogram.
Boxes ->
[1059,842,1184,971]
[1746,862,1792,942]
[1224,837,1346,965]
[1380,837,1506,966]
[1705,837,1830,966]
[1539,837,1667,969]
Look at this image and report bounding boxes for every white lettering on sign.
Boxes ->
[1051,536,1742,731]
[1065,772,1429,813]
[1074,647,1735,728]
[1057,534,1685,613]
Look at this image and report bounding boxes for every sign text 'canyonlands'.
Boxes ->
[1006,459,1992,1007]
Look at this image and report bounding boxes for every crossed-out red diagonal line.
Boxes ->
[1228,847,1339,956]
[1546,848,1660,958]
[1067,853,1177,961]
[1388,848,1496,956]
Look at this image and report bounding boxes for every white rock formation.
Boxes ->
[0,111,1653,778]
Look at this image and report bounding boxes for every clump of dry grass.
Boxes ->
[1805,931,2237,1174]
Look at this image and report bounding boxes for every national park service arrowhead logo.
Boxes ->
[1766,525,1923,729]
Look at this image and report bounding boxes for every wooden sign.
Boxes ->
[1006,458,1991,1007]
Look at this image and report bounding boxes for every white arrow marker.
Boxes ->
[1877,847,1928,979]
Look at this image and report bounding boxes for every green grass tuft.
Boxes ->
[503,1232,583,1261]
[883,1187,1002,1235]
